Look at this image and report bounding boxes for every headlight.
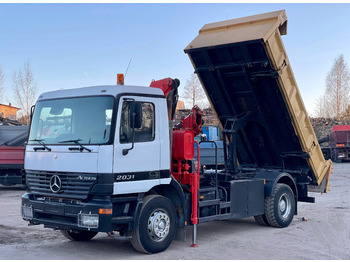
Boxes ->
[78,212,99,229]
[22,205,33,219]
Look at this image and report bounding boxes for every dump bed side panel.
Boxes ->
[185,10,332,191]
[264,27,332,188]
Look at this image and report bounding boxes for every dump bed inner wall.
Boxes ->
[186,40,309,173]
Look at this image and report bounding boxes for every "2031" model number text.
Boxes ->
[116,174,135,181]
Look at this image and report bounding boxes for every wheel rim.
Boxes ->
[278,193,291,219]
[147,209,170,242]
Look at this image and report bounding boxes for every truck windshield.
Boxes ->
[28,96,114,145]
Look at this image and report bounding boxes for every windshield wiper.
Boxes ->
[58,139,92,152]
[29,139,52,152]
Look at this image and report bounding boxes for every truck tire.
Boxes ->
[254,214,269,226]
[60,230,98,241]
[264,184,295,228]
[131,195,176,254]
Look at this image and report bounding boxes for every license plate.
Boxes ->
[44,203,65,216]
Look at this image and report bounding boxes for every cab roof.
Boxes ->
[37,85,165,101]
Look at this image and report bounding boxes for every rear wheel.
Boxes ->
[264,184,295,228]
[131,195,176,254]
[254,214,269,226]
[61,230,98,241]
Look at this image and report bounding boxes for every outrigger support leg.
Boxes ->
[190,143,200,248]
[190,224,198,247]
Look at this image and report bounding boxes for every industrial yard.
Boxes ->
[0,6,349,259]
[0,162,348,260]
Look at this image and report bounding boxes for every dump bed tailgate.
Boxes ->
[185,10,332,192]
[0,146,25,165]
[330,125,350,147]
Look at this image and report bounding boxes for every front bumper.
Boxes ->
[21,193,113,232]
[0,166,22,186]
[336,148,350,160]
[0,174,22,186]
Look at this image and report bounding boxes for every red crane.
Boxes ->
[150,78,204,247]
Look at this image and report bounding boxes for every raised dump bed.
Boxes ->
[0,125,29,146]
[185,10,332,192]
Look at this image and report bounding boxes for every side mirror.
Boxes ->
[123,101,142,156]
[30,105,35,123]
[129,101,142,129]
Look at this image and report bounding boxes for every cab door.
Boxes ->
[113,95,161,194]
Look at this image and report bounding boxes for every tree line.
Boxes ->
[315,54,350,120]
[0,60,37,125]
[1,55,348,125]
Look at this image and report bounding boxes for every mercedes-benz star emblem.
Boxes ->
[50,175,62,193]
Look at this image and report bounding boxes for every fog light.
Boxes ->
[78,212,99,229]
[22,205,33,219]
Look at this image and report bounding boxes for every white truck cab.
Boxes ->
[22,84,186,254]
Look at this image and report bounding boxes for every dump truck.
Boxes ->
[21,10,332,254]
[0,125,29,186]
[319,125,350,162]
[330,125,350,162]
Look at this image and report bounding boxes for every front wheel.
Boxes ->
[131,195,176,254]
[264,184,295,228]
[61,229,98,241]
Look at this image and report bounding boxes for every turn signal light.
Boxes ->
[99,208,113,215]
[117,74,124,85]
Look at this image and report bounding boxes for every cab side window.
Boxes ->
[120,101,155,144]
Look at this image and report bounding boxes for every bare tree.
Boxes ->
[314,94,332,118]
[182,73,209,109]
[314,95,326,118]
[344,105,350,120]
[13,61,37,124]
[324,54,350,120]
[0,66,4,104]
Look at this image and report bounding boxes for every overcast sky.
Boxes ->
[1,3,349,116]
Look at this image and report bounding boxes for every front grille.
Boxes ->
[26,170,97,200]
